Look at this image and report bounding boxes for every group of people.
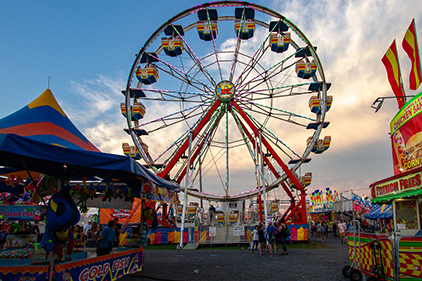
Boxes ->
[81,217,122,256]
[0,220,46,248]
[250,219,290,257]
[313,220,348,244]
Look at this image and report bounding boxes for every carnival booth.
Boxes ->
[0,89,180,281]
[343,83,422,279]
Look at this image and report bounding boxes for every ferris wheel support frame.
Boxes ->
[231,99,307,224]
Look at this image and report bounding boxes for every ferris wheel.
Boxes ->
[122,1,332,218]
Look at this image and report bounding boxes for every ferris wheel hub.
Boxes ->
[215,80,235,101]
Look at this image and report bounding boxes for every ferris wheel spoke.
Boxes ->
[228,9,247,82]
[236,61,297,97]
[238,80,313,101]
[175,34,217,87]
[158,99,222,178]
[138,102,212,133]
[150,53,214,93]
[175,107,225,183]
[236,99,317,122]
[154,108,219,167]
[230,107,281,180]
[141,88,213,102]
[236,50,301,93]
[234,22,280,87]
[236,105,302,159]
[204,10,223,81]
[231,99,304,191]
[155,64,214,95]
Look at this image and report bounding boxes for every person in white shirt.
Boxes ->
[83,220,92,238]
[250,225,259,252]
[338,220,347,244]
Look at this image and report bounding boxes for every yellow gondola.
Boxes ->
[136,65,159,85]
[296,59,317,79]
[197,22,218,41]
[132,102,146,121]
[307,136,331,154]
[234,20,255,40]
[122,143,141,160]
[269,32,290,53]
[161,37,184,57]
[308,96,333,114]
[289,172,313,189]
[120,102,146,121]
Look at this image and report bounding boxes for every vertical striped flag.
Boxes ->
[326,187,333,202]
[402,19,422,90]
[382,40,406,109]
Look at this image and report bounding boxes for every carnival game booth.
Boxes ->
[0,89,180,281]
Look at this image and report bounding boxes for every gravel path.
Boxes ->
[118,235,349,281]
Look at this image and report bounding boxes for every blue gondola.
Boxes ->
[161,37,184,57]
[197,21,218,41]
[270,33,290,53]
[296,60,317,79]
[235,20,255,39]
[136,65,159,85]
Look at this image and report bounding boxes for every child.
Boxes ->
[250,225,259,252]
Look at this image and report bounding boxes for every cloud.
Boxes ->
[64,73,130,155]
[66,0,422,201]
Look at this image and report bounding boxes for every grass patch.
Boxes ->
[144,241,333,250]
[145,244,179,250]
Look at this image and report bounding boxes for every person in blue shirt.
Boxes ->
[97,220,116,256]
[266,222,278,256]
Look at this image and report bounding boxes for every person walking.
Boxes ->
[266,222,278,257]
[250,225,259,253]
[332,220,338,238]
[338,220,347,244]
[278,218,289,255]
[86,221,99,247]
[316,221,322,241]
[97,220,116,256]
[83,220,92,239]
[113,218,121,247]
[257,223,265,256]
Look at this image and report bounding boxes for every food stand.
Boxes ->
[343,91,422,281]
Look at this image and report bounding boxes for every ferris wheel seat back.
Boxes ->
[197,21,218,41]
[308,136,331,154]
[296,60,317,79]
[161,37,184,57]
[235,20,255,40]
[132,102,146,120]
[136,65,159,85]
[216,213,225,225]
[270,203,278,214]
[120,102,146,121]
[289,172,312,189]
[308,95,333,114]
[228,213,238,225]
[122,142,141,160]
[270,32,290,53]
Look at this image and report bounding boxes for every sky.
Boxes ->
[1,0,422,204]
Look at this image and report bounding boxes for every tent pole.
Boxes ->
[19,155,47,206]
[179,132,193,249]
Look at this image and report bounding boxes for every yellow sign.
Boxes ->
[390,94,422,134]
[373,169,422,198]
